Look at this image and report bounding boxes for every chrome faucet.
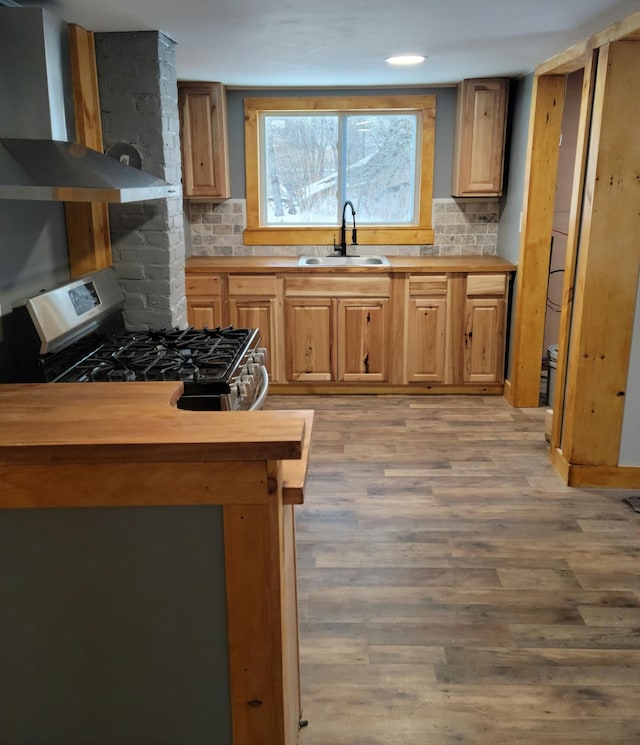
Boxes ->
[334,200,358,256]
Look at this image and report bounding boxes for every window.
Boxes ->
[244,95,436,246]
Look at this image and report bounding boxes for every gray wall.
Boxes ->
[497,75,532,264]
[225,86,457,199]
[620,276,640,465]
[0,505,231,745]
[0,8,73,381]
[496,74,534,378]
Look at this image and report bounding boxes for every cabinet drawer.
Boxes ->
[185,274,222,296]
[466,274,507,296]
[409,274,447,296]
[285,275,390,297]
[228,275,278,296]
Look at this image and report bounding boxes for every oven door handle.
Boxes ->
[249,365,270,411]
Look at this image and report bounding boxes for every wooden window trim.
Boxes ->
[243,95,436,246]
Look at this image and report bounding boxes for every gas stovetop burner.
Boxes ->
[50,325,259,388]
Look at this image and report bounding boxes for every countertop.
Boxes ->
[0,382,308,465]
[0,383,313,508]
[185,255,517,274]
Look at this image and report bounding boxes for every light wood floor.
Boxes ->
[266,394,640,745]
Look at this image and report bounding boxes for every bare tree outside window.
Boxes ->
[262,112,418,226]
[346,114,417,224]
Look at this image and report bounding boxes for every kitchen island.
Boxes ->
[0,382,312,745]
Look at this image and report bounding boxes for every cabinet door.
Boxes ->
[229,297,279,380]
[463,297,506,383]
[186,297,223,329]
[185,274,224,329]
[406,297,447,383]
[452,78,509,197]
[285,299,334,381]
[178,82,230,199]
[337,299,388,382]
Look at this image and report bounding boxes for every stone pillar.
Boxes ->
[95,31,186,330]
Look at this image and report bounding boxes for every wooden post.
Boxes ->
[508,74,566,408]
[223,460,301,745]
[65,24,112,278]
[560,40,640,467]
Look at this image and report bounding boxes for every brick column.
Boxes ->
[95,31,186,330]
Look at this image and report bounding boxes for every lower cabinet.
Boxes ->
[285,296,389,382]
[185,267,510,391]
[338,298,388,382]
[463,274,507,384]
[285,298,333,381]
[284,275,391,383]
[186,274,223,329]
[406,272,507,386]
[227,275,283,381]
[406,274,448,383]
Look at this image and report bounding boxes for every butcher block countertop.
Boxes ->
[0,383,313,508]
[185,255,516,273]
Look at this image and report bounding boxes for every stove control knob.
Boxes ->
[237,379,250,398]
[239,375,255,397]
[247,363,260,376]
[252,348,267,366]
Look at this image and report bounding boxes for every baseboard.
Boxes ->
[269,383,505,396]
[550,448,640,488]
[503,378,514,406]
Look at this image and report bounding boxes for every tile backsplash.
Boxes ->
[186,197,500,257]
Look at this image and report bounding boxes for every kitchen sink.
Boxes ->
[297,256,390,267]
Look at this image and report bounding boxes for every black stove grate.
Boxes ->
[48,326,258,391]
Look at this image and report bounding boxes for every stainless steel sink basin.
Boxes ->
[298,256,390,267]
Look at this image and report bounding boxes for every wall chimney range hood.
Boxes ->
[0,7,182,203]
[0,139,181,203]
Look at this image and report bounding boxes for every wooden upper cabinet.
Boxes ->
[178,82,230,199]
[452,78,509,197]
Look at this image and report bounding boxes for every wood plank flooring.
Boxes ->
[265,394,640,745]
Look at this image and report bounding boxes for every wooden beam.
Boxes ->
[509,75,566,407]
[0,461,270,508]
[561,40,640,466]
[65,24,112,278]
[591,10,640,46]
[536,9,640,75]
[536,42,592,76]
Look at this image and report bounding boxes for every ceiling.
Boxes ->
[26,0,640,87]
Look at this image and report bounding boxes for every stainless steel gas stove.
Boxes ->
[11,268,268,411]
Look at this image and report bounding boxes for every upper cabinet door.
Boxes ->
[452,78,509,197]
[178,82,230,199]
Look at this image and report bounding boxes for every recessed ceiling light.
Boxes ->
[385,55,427,66]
